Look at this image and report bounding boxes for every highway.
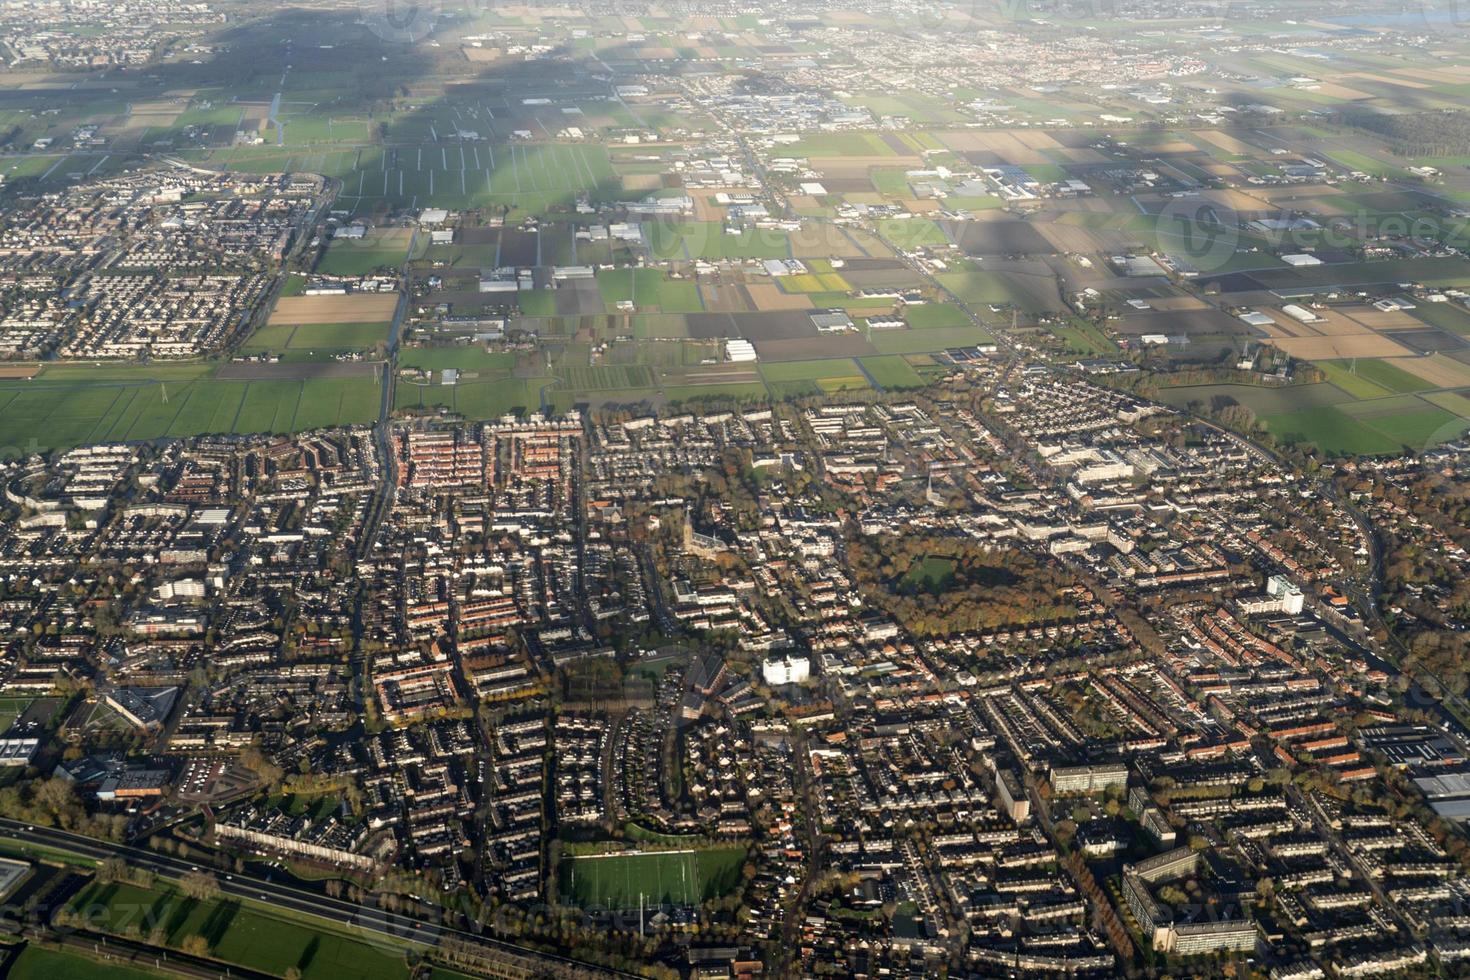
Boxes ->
[0,818,634,978]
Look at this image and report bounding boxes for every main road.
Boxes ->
[357,225,416,559]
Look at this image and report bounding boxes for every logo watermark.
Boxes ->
[361,0,442,45]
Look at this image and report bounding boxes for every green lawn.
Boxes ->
[869,324,992,354]
[7,946,160,980]
[1318,360,1393,400]
[395,376,549,418]
[759,358,862,383]
[900,556,957,594]
[315,232,415,276]
[0,373,381,452]
[859,355,925,389]
[936,268,1041,311]
[782,132,897,157]
[596,269,704,313]
[903,302,969,329]
[1262,398,1466,455]
[557,846,747,909]
[557,364,658,391]
[596,268,660,310]
[875,217,949,249]
[517,290,557,316]
[66,881,413,980]
[243,321,390,352]
[661,382,769,404]
[0,695,33,732]
[1263,406,1399,455]
[871,168,913,196]
[1327,357,1436,394]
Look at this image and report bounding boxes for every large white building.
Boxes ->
[762,655,810,686]
[1239,574,1304,616]
[726,338,757,362]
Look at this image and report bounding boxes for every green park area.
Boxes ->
[899,556,958,595]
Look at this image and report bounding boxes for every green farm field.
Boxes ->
[1263,398,1467,455]
[859,355,926,389]
[0,372,380,453]
[758,358,865,384]
[315,229,420,276]
[395,375,551,418]
[1321,358,1435,395]
[244,321,392,351]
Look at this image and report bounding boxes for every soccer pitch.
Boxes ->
[558,846,746,910]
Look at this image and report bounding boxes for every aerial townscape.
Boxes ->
[1,1,1470,979]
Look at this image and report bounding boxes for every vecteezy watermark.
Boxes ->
[1251,209,1470,255]
[1150,204,1470,279]
[1153,197,1239,275]
[361,0,442,45]
[347,890,442,956]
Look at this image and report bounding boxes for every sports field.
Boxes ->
[557,846,747,910]
[0,695,33,732]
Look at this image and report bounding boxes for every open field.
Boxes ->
[0,371,380,452]
[316,227,417,275]
[648,221,791,261]
[869,325,992,354]
[1322,358,1434,395]
[395,375,550,418]
[66,880,413,980]
[1157,379,1470,455]
[7,947,160,980]
[244,321,391,351]
[859,355,926,389]
[900,555,958,594]
[0,695,34,731]
[557,847,747,910]
[399,347,517,372]
[758,358,865,384]
[269,293,400,325]
[1261,406,1406,455]
[202,142,620,217]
